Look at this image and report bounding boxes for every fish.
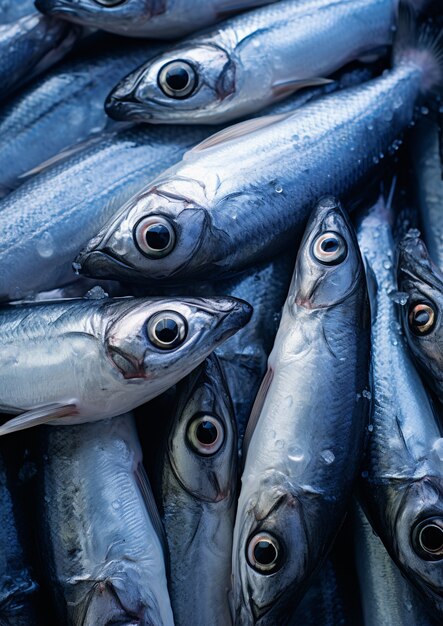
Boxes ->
[152,355,237,626]
[231,197,370,625]
[105,0,401,125]
[357,194,443,620]
[76,13,443,283]
[0,0,36,23]
[0,35,164,191]
[411,119,443,271]
[37,413,174,625]
[0,13,78,103]
[34,0,277,39]
[0,294,252,435]
[353,501,440,626]
[397,230,443,405]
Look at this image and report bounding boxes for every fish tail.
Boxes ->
[394,5,443,95]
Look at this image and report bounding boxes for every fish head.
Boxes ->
[166,354,237,503]
[76,180,221,281]
[390,477,443,613]
[291,196,364,310]
[231,477,313,626]
[106,43,235,123]
[103,296,252,389]
[35,0,161,32]
[397,231,443,395]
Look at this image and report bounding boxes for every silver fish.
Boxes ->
[0,295,251,434]
[354,502,440,626]
[35,0,276,39]
[77,18,443,283]
[0,13,78,103]
[106,0,398,125]
[0,36,163,192]
[357,196,443,619]
[38,413,174,625]
[231,197,370,625]
[153,355,236,626]
[397,231,443,404]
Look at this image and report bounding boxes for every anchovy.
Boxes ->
[76,19,443,283]
[35,0,276,39]
[354,502,440,626]
[0,14,78,103]
[231,197,370,625]
[397,231,443,404]
[106,0,400,125]
[0,36,163,191]
[357,195,443,619]
[0,295,251,435]
[37,413,174,625]
[152,355,237,626]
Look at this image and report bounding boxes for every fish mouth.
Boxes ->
[218,298,253,339]
[398,234,443,293]
[105,94,154,122]
[75,249,139,282]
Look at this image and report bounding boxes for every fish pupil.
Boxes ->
[254,540,277,565]
[321,237,339,253]
[196,421,218,445]
[155,319,179,344]
[145,224,171,251]
[420,525,443,553]
[414,310,430,326]
[166,67,191,92]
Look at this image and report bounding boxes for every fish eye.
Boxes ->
[158,60,198,99]
[246,532,282,574]
[187,413,225,456]
[134,216,176,259]
[93,0,126,6]
[312,231,347,265]
[147,311,187,350]
[413,518,443,559]
[408,303,436,336]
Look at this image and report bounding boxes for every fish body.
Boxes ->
[107,0,396,124]
[0,0,36,23]
[155,355,236,626]
[35,0,275,39]
[0,295,251,433]
[0,37,163,191]
[0,14,78,103]
[231,197,370,625]
[38,414,174,625]
[357,197,443,619]
[77,28,442,282]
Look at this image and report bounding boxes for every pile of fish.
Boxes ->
[1,0,443,624]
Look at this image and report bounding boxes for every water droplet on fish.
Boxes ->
[85,286,108,300]
[367,123,374,131]
[275,440,285,450]
[362,390,372,400]
[283,395,293,408]
[420,106,429,115]
[391,338,398,346]
[36,231,54,258]
[383,260,392,270]
[388,290,409,305]
[372,156,379,165]
[275,184,283,194]
[321,449,335,464]
[368,424,374,433]
[288,445,304,462]
[72,262,81,275]
[270,429,276,439]
[112,499,121,510]
[433,438,443,461]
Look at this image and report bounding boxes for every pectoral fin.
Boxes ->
[0,403,78,436]
[272,76,334,98]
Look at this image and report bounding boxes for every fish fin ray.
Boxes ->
[0,403,77,436]
[134,462,168,557]
[272,76,334,98]
[242,366,274,457]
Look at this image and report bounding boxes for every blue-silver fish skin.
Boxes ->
[231,197,370,625]
[106,0,397,125]
[0,0,36,23]
[397,232,443,405]
[357,196,443,619]
[154,355,236,626]
[0,13,78,103]
[35,0,274,39]
[0,37,163,191]
[77,29,442,283]
[37,414,175,626]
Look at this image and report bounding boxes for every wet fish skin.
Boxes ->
[35,0,275,39]
[0,0,36,23]
[0,37,164,191]
[106,0,395,125]
[357,196,443,619]
[0,295,251,431]
[397,231,443,404]
[38,414,174,626]
[154,355,236,626]
[78,33,439,283]
[231,197,370,625]
[0,13,78,103]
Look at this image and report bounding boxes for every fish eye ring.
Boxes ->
[158,60,198,99]
[134,215,176,259]
[312,231,347,265]
[147,311,187,350]
[93,0,126,6]
[412,518,443,560]
[408,303,436,336]
[246,532,282,574]
[187,413,225,456]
